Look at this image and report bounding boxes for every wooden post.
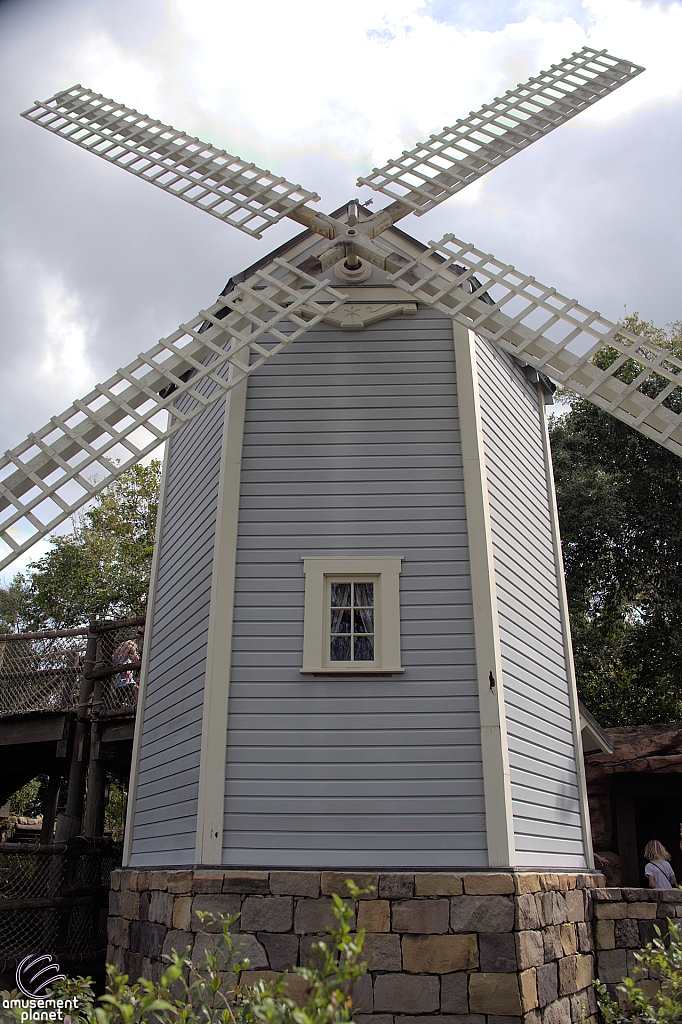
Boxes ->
[84,635,106,838]
[615,791,639,885]
[83,727,106,838]
[54,626,96,841]
[40,773,61,844]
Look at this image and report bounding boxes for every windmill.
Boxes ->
[6,47,682,873]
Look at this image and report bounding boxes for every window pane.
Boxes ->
[354,635,375,661]
[354,608,374,634]
[354,582,374,607]
[331,635,351,661]
[331,609,351,633]
[331,583,351,607]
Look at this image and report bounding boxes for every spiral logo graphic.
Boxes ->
[16,954,66,998]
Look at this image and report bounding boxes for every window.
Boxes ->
[330,580,375,662]
[301,557,403,674]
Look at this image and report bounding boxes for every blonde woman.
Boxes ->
[644,840,677,889]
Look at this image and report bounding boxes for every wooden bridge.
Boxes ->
[0,616,143,841]
[0,617,143,981]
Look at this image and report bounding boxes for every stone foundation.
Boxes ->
[107,869,610,1024]
[593,886,682,998]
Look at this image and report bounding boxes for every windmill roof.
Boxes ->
[219,199,427,297]
[218,200,556,402]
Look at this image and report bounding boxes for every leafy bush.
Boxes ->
[596,918,682,1024]
[0,885,367,1024]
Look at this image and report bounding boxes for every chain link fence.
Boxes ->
[0,839,121,970]
[0,633,87,717]
[0,619,144,719]
[96,623,143,715]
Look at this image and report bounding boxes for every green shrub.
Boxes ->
[1,884,367,1024]
[596,918,682,1024]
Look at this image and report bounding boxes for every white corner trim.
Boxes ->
[301,556,403,674]
[538,394,594,870]
[122,438,171,866]
[194,380,248,866]
[452,322,516,869]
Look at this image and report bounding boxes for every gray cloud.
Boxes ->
[423,101,682,327]
[0,0,680,579]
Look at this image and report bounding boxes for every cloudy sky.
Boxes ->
[0,0,681,578]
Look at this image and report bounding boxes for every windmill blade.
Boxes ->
[21,86,321,239]
[386,236,682,457]
[358,47,643,218]
[0,265,346,573]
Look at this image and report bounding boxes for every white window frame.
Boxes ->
[301,556,403,674]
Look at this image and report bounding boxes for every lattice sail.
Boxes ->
[387,236,682,457]
[22,86,320,239]
[358,47,643,215]
[0,264,346,572]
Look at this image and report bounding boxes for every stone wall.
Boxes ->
[107,869,605,1024]
[593,886,682,997]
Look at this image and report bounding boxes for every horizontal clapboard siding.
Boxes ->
[475,337,586,869]
[223,307,487,869]
[129,380,226,866]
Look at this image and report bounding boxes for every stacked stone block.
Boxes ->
[593,887,682,998]
[107,870,604,1024]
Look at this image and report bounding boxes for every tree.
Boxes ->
[0,461,161,630]
[9,776,45,816]
[0,576,27,633]
[550,315,682,727]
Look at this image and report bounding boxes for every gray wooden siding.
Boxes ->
[223,307,487,869]
[475,337,586,869]
[129,384,226,867]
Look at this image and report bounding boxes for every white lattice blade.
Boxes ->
[0,263,347,571]
[386,236,682,456]
[22,86,320,239]
[358,47,643,215]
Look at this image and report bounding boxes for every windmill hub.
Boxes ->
[338,226,361,250]
[334,255,373,282]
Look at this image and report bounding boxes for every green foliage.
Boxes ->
[9,776,45,816]
[104,778,128,840]
[595,314,682,414]
[0,462,161,630]
[0,886,368,1024]
[550,314,682,727]
[0,577,26,633]
[556,313,682,406]
[596,918,682,1024]
[0,976,96,1024]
